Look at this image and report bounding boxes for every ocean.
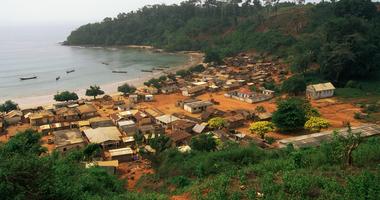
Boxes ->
[0,25,188,102]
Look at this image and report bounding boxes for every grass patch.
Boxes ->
[335,70,380,100]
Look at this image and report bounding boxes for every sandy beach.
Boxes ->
[10,50,204,109]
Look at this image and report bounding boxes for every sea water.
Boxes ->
[0,25,188,101]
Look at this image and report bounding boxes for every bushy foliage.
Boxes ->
[190,133,217,152]
[65,0,380,86]
[85,85,105,99]
[304,117,330,132]
[117,83,136,95]
[149,135,171,153]
[272,98,307,132]
[281,75,307,95]
[249,121,275,139]
[0,100,18,113]
[208,117,227,130]
[54,91,79,102]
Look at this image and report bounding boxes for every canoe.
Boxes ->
[20,76,37,80]
[112,70,128,74]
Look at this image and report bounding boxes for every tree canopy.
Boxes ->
[281,75,306,95]
[0,100,18,113]
[272,98,307,132]
[249,121,275,139]
[304,117,330,132]
[85,85,105,99]
[190,133,217,152]
[54,91,79,102]
[65,0,380,85]
[117,83,136,95]
[208,117,227,130]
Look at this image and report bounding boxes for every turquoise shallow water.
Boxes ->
[0,26,187,101]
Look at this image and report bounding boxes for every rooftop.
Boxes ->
[156,114,180,124]
[29,110,54,120]
[83,126,122,144]
[167,130,192,142]
[119,109,139,117]
[278,124,380,149]
[118,120,135,127]
[5,110,23,118]
[53,129,84,147]
[172,119,196,129]
[184,101,213,108]
[308,82,335,92]
[77,104,97,114]
[109,147,134,157]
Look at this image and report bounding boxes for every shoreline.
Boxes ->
[6,49,204,109]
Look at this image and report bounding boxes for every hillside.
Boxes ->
[66,0,380,87]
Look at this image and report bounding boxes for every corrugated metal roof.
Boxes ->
[309,82,335,92]
[84,127,122,144]
[109,147,133,156]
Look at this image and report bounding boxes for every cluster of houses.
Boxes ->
[0,53,341,174]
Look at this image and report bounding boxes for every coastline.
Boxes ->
[8,49,204,109]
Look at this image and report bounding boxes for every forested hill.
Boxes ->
[66,0,380,85]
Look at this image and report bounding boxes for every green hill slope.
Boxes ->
[66,0,380,87]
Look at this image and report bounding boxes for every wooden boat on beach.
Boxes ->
[112,70,128,74]
[66,69,75,74]
[141,69,153,73]
[20,76,37,81]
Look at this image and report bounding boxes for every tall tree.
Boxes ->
[117,83,136,96]
[54,91,79,102]
[0,100,18,113]
[272,98,307,132]
[85,85,105,100]
[281,75,307,95]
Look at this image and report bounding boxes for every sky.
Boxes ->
[0,0,183,27]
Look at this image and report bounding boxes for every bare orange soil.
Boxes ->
[137,92,361,140]
[311,98,362,128]
[170,193,191,200]
[118,159,154,190]
[0,123,31,142]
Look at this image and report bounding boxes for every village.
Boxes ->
[0,53,379,189]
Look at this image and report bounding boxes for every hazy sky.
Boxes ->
[0,0,183,27]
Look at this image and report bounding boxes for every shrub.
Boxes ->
[272,98,307,132]
[249,121,275,139]
[304,117,330,132]
[281,75,307,95]
[169,176,190,188]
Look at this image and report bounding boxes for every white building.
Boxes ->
[306,82,335,100]
[155,114,180,128]
[183,101,213,114]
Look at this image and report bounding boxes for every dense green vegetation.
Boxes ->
[2,127,380,199]
[54,91,79,102]
[66,0,380,86]
[139,127,380,199]
[85,85,105,99]
[0,100,18,113]
[272,98,308,132]
[117,83,137,95]
[0,130,164,200]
